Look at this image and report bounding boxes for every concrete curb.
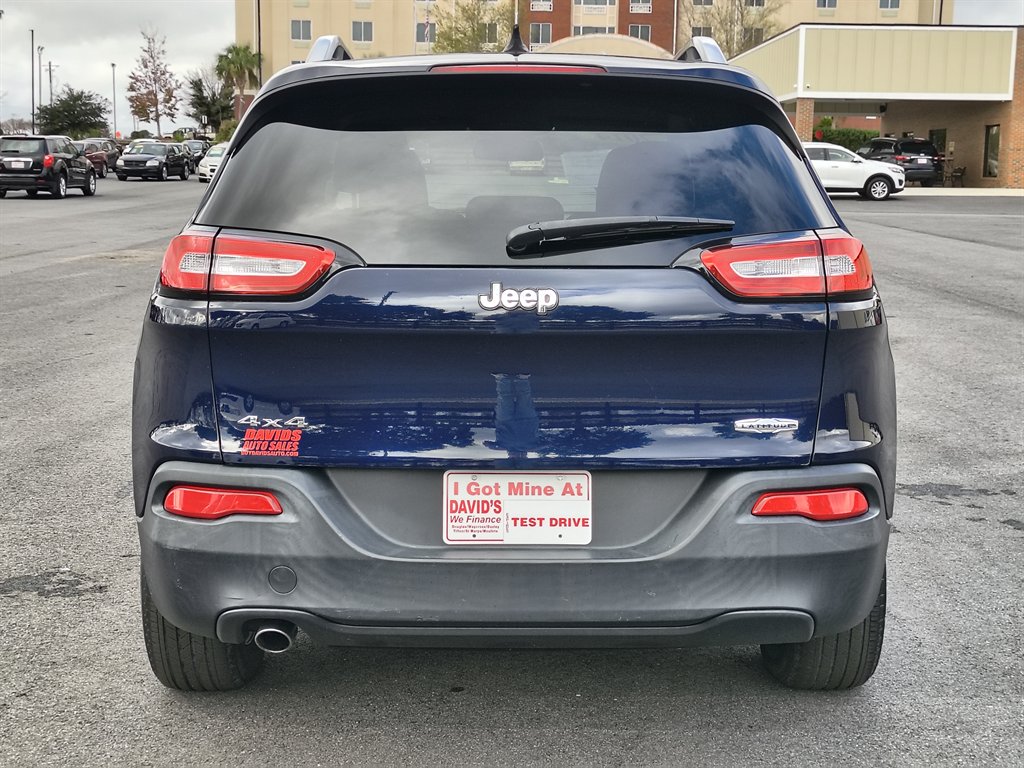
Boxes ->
[897,187,1024,197]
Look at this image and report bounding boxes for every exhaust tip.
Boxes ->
[253,621,297,654]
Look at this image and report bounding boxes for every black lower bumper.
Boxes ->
[139,461,889,647]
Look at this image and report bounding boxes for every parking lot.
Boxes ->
[0,179,1021,766]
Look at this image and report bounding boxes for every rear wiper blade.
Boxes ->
[506,216,734,259]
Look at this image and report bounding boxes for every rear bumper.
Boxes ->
[0,173,53,190]
[139,461,889,647]
[903,167,939,182]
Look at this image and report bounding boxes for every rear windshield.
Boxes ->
[897,141,938,156]
[1,138,46,154]
[199,74,832,266]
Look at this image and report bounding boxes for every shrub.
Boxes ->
[819,127,879,152]
[215,119,237,143]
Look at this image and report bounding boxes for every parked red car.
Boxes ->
[73,139,120,178]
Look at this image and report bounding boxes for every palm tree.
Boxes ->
[215,44,261,120]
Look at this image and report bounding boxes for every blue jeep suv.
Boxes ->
[133,41,896,691]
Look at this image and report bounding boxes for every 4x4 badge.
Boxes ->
[734,418,799,434]
[479,282,559,315]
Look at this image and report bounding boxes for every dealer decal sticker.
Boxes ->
[240,428,303,457]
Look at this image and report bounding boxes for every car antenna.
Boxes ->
[502,3,529,56]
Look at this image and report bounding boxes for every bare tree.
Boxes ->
[127,30,181,137]
[1,116,32,134]
[678,0,784,59]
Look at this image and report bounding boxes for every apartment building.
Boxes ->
[236,0,957,80]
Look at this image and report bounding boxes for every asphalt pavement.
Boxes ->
[0,178,1021,766]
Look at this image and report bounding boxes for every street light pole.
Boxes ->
[111,63,117,138]
[37,45,44,109]
[30,29,35,133]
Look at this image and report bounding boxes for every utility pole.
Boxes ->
[111,63,117,138]
[46,62,59,104]
[30,29,35,133]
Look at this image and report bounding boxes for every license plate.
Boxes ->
[10,160,28,169]
[916,158,928,164]
[443,470,592,545]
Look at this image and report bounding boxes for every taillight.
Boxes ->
[700,236,825,297]
[820,233,873,294]
[700,234,872,299]
[893,155,908,162]
[211,236,334,295]
[159,233,335,295]
[42,154,54,168]
[160,233,213,292]
[752,488,869,522]
[164,485,283,520]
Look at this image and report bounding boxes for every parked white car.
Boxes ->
[197,142,228,183]
[803,141,905,201]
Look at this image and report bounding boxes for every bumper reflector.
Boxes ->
[164,485,283,520]
[751,488,869,522]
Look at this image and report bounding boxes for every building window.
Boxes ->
[478,22,499,44]
[745,0,765,6]
[879,0,900,8]
[816,0,837,8]
[629,24,652,41]
[290,60,303,65]
[742,27,764,46]
[573,26,615,35]
[984,125,1000,178]
[530,22,552,44]
[352,21,373,43]
[693,0,713,5]
[530,0,553,10]
[692,26,712,37]
[574,0,615,5]
[629,0,652,12]
[416,22,436,43]
[290,19,312,41]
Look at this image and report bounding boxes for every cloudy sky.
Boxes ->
[0,0,234,134]
[0,0,1021,134]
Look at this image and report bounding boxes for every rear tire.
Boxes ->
[116,174,127,181]
[27,190,39,197]
[180,164,190,181]
[158,164,168,182]
[99,163,108,178]
[82,171,97,196]
[51,173,67,199]
[0,189,6,198]
[921,179,935,188]
[761,572,886,690]
[141,571,264,691]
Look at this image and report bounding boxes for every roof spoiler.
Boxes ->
[305,35,355,63]
[676,36,727,64]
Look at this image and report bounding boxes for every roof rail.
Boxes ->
[676,36,728,64]
[305,35,355,63]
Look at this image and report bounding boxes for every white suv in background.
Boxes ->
[804,142,905,201]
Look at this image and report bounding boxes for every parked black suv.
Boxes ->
[0,135,98,198]
[857,138,943,186]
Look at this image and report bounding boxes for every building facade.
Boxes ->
[731,24,1022,188]
[235,0,958,80]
